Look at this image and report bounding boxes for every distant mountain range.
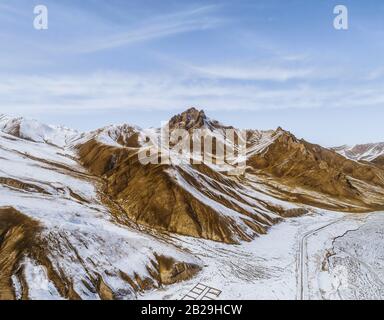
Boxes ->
[333,143,384,165]
[0,108,383,300]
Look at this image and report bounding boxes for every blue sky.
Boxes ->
[0,0,383,146]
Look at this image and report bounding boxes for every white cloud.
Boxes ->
[1,71,384,117]
[366,68,384,81]
[189,64,313,82]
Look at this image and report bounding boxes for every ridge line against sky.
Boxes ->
[0,0,383,146]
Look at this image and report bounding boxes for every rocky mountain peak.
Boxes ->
[168,107,208,130]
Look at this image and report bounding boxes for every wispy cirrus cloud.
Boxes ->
[188,64,314,82]
[0,2,30,23]
[66,5,224,54]
[1,71,384,116]
[365,68,384,81]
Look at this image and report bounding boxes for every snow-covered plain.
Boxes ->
[141,210,384,300]
[318,212,384,300]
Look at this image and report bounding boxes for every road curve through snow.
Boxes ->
[296,216,347,300]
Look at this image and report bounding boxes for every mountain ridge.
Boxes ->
[333,142,384,164]
[1,108,384,299]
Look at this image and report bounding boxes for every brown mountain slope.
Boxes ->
[77,138,291,244]
[373,155,384,167]
[76,109,384,244]
[76,109,308,244]
[247,129,384,211]
[0,207,40,300]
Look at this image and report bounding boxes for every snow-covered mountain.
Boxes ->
[0,114,79,148]
[333,142,384,163]
[1,109,384,300]
[0,121,199,300]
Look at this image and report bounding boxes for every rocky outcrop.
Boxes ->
[168,107,233,132]
[168,107,208,130]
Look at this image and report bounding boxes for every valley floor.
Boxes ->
[141,210,384,300]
